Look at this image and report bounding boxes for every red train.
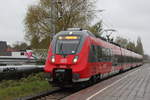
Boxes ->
[44,28,143,87]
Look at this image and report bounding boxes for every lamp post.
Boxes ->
[50,0,62,37]
[50,0,55,37]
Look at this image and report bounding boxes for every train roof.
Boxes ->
[55,28,143,58]
[55,28,96,37]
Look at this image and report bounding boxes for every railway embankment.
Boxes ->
[0,72,52,100]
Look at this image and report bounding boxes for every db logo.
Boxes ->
[61,59,67,63]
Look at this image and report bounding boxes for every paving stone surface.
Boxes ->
[64,64,150,100]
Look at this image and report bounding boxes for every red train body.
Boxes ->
[44,28,143,87]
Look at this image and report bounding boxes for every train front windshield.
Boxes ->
[55,36,81,55]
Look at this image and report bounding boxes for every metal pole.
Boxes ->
[50,0,56,36]
[50,0,62,37]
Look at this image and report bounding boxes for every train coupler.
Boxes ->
[53,68,72,85]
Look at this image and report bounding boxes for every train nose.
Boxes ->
[51,55,79,65]
[53,69,72,84]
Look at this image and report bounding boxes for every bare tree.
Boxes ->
[135,37,144,55]
[126,41,136,51]
[115,36,129,48]
[88,20,103,37]
[24,0,96,49]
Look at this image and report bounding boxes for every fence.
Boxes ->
[32,49,48,60]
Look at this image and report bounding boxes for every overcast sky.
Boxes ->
[0,0,36,44]
[0,0,150,54]
[96,0,150,54]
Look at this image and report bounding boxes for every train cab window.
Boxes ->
[55,38,80,55]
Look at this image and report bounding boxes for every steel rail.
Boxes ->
[16,88,61,100]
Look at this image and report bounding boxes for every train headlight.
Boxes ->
[51,56,55,63]
[73,56,78,63]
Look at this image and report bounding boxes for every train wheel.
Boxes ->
[93,76,97,83]
[119,69,123,73]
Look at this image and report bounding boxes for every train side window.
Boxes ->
[88,45,93,62]
[102,48,106,61]
[106,49,109,61]
[94,45,98,61]
[112,55,118,66]
[88,45,97,62]
[97,46,101,61]
[104,48,111,62]
[95,46,112,62]
[108,49,112,61]
[118,55,122,63]
[121,56,123,63]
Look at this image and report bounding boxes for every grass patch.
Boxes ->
[0,72,52,100]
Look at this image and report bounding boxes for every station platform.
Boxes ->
[64,64,150,100]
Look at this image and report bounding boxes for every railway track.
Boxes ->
[17,87,80,100]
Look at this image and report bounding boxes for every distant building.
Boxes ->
[0,41,11,56]
[0,41,7,52]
